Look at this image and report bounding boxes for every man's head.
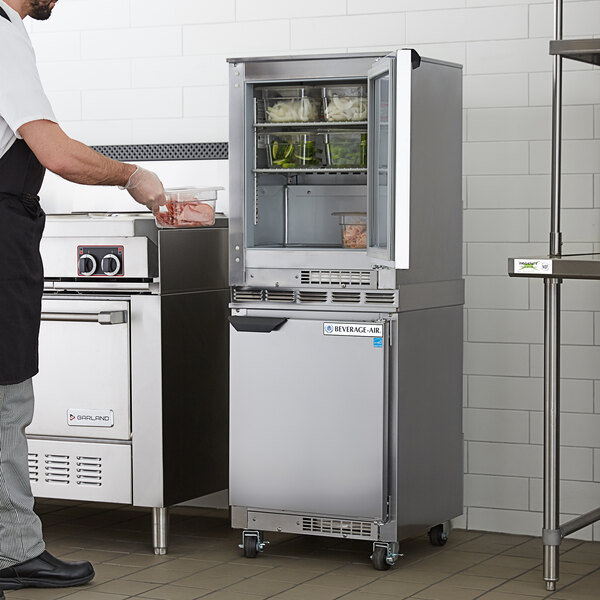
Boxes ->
[4,0,57,20]
[27,0,57,21]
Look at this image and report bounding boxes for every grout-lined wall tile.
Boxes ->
[27,0,600,542]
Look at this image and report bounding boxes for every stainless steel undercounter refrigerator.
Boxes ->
[227,50,464,569]
[30,213,229,554]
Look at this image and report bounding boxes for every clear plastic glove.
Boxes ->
[120,166,166,214]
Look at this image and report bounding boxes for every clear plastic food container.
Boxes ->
[332,211,367,249]
[155,187,223,228]
[324,130,368,168]
[265,132,323,168]
[262,86,321,123]
[323,84,367,122]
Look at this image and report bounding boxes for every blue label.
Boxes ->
[373,337,383,348]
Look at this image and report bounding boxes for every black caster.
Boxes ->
[428,523,448,546]
[371,546,391,570]
[243,534,259,558]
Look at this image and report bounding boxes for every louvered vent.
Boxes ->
[28,453,39,483]
[44,454,70,485]
[301,270,371,286]
[298,291,328,303]
[265,289,295,303]
[365,292,396,305]
[302,517,373,538]
[76,456,102,487]
[233,288,264,302]
[331,291,361,303]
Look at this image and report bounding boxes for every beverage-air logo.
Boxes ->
[67,409,114,428]
[323,322,384,337]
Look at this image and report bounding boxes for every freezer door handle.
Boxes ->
[229,316,287,333]
[41,310,128,325]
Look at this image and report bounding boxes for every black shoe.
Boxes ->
[0,550,94,589]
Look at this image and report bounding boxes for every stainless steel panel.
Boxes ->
[229,61,246,285]
[30,298,131,440]
[28,439,132,503]
[41,236,155,279]
[230,317,388,520]
[396,56,463,284]
[130,294,164,507]
[158,225,228,295]
[245,249,374,271]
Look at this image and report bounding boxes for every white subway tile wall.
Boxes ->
[28,0,600,540]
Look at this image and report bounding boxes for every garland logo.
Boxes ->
[67,408,114,428]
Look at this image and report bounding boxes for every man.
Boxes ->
[0,0,166,591]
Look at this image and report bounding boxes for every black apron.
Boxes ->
[0,7,47,385]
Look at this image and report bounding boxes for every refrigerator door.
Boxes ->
[230,317,388,520]
[367,49,413,269]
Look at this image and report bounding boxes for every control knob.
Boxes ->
[101,253,121,276]
[78,254,97,276]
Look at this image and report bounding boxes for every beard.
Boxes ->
[28,0,56,20]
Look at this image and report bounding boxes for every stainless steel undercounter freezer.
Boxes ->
[227,50,464,569]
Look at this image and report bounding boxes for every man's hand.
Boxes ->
[120,166,166,213]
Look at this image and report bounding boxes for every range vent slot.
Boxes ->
[298,291,328,303]
[265,289,295,303]
[233,288,264,302]
[301,270,371,286]
[44,454,70,484]
[76,456,102,487]
[302,517,373,538]
[365,292,396,305]
[28,453,39,483]
[331,291,361,303]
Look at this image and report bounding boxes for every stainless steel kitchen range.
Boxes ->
[227,50,464,569]
[30,210,229,555]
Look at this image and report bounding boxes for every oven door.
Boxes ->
[28,298,131,440]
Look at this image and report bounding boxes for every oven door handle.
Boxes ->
[41,310,128,325]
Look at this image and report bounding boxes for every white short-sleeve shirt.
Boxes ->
[0,0,56,159]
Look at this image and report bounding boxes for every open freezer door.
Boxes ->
[367,49,418,269]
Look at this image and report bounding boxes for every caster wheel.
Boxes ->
[371,546,391,571]
[428,524,448,547]
[243,535,259,558]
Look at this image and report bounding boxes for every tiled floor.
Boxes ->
[5,500,600,600]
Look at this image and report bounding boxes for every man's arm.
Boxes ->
[18,119,135,186]
[18,119,166,211]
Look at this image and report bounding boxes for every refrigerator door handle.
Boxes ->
[229,316,287,333]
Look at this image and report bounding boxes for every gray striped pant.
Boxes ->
[0,379,45,569]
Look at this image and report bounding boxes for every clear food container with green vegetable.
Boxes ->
[262,86,321,123]
[332,211,367,249]
[266,132,323,169]
[323,84,367,122]
[324,130,368,168]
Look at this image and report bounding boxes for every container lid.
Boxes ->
[331,211,367,216]
[262,86,320,98]
[165,186,224,202]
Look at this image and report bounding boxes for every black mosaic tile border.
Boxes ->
[91,142,228,162]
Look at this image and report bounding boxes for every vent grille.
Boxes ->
[265,289,295,303]
[365,292,396,305]
[31,453,103,487]
[331,291,361,303]
[302,517,373,538]
[44,454,70,485]
[28,453,39,483]
[298,291,328,303]
[301,270,371,286]
[233,288,264,302]
[76,456,102,487]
